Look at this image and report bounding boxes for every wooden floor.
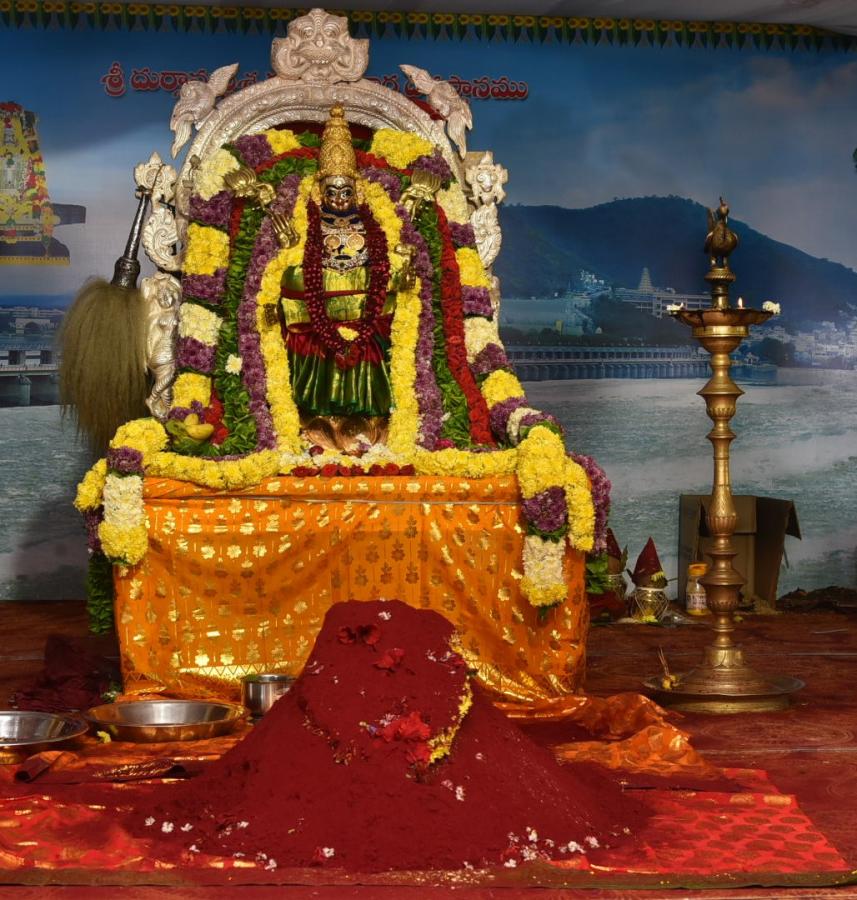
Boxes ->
[2,600,857,898]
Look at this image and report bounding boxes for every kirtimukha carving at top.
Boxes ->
[271,7,369,83]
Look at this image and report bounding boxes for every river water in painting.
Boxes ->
[1,368,855,601]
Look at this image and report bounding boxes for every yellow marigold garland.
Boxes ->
[145,449,282,490]
[75,458,108,512]
[98,521,148,566]
[411,447,517,478]
[172,372,212,409]
[564,456,596,553]
[369,128,434,170]
[517,425,568,498]
[263,127,301,156]
[482,369,524,408]
[386,278,423,456]
[109,418,168,455]
[455,247,491,289]
[183,224,231,277]
[256,176,313,454]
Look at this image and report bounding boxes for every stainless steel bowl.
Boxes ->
[0,710,88,764]
[86,700,245,743]
[241,673,295,717]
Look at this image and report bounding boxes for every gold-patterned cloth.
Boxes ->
[114,475,588,701]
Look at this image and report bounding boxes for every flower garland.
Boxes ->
[183,224,230,276]
[369,129,434,170]
[385,273,422,457]
[396,210,443,449]
[195,147,240,201]
[178,303,222,345]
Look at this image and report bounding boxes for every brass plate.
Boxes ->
[643,674,804,715]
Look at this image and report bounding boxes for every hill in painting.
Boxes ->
[496,196,857,326]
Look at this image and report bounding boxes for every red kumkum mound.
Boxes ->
[132,600,649,872]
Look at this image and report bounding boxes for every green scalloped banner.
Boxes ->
[0,3,853,52]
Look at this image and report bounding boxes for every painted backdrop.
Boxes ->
[1,10,856,601]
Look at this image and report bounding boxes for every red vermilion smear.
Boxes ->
[131,600,649,872]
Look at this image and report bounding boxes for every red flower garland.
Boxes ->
[303,200,391,370]
[435,206,495,446]
[355,150,393,170]
[228,198,245,244]
[257,145,317,174]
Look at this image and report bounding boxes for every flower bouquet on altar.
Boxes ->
[586,528,628,622]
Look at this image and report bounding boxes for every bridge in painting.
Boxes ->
[506,345,709,381]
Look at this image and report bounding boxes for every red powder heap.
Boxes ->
[133,600,648,872]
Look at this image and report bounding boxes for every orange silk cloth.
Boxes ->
[114,474,588,702]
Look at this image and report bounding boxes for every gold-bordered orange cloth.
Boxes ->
[114,474,588,701]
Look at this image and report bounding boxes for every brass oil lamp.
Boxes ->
[646,199,803,713]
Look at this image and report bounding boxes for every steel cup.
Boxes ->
[241,674,295,717]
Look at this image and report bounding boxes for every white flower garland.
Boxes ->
[178,303,223,346]
[102,473,145,530]
[195,148,240,201]
[463,316,500,363]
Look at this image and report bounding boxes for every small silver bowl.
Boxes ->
[241,674,295,717]
[0,710,88,764]
[86,700,245,743]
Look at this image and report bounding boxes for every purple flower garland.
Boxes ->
[84,508,103,553]
[188,191,233,230]
[411,150,452,184]
[360,166,402,202]
[175,336,217,374]
[167,401,205,423]
[449,221,476,250]
[471,342,509,377]
[396,209,444,449]
[234,172,303,451]
[488,395,526,444]
[106,446,144,475]
[521,485,568,535]
[234,133,275,170]
[461,286,493,318]
[182,269,228,306]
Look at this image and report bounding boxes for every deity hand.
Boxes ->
[270,210,299,248]
[394,243,416,290]
[400,169,442,220]
[224,165,276,208]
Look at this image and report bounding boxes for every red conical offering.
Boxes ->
[605,528,628,576]
[131,600,648,872]
[631,537,667,587]
[605,528,623,561]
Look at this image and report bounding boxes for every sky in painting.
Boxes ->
[1,26,856,298]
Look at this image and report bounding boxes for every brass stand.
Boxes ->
[645,201,803,713]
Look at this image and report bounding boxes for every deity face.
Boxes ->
[321,176,357,214]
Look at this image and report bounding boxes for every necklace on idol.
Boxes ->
[303,199,390,369]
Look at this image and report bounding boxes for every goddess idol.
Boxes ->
[276,106,400,451]
[65,9,611,700]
